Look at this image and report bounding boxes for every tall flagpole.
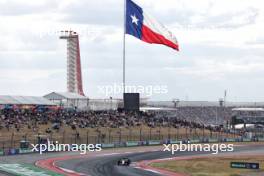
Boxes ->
[123,0,127,97]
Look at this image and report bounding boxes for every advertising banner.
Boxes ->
[148,140,161,145]
[126,142,139,147]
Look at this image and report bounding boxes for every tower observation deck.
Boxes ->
[60,31,84,96]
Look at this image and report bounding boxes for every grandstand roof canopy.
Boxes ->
[44,92,88,100]
[147,101,264,107]
[140,107,177,111]
[232,108,264,112]
[0,95,55,105]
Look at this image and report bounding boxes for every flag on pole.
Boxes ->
[126,0,179,51]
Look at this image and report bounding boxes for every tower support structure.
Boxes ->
[60,31,84,96]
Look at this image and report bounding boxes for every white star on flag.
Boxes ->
[130,14,139,25]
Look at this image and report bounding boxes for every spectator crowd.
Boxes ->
[0,106,235,133]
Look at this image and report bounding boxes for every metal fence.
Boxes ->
[0,127,244,151]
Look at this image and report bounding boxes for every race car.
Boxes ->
[117,158,131,166]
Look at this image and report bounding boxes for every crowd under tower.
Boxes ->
[60,31,85,96]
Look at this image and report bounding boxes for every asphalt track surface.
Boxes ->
[0,144,264,176]
[56,144,264,176]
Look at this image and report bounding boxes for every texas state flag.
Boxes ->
[126,0,179,51]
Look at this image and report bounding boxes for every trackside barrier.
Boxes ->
[219,138,226,142]
[190,139,200,143]
[148,140,161,145]
[209,139,219,143]
[242,138,251,142]
[9,148,19,155]
[162,139,170,145]
[19,148,33,154]
[138,141,147,146]
[102,144,115,148]
[201,138,209,143]
[170,140,180,144]
[235,138,243,142]
[226,138,236,142]
[0,138,263,156]
[126,141,140,147]
[4,149,9,156]
[259,138,264,142]
[113,142,126,148]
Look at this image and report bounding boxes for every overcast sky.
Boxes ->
[0,0,264,101]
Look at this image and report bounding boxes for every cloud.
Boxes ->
[246,37,264,45]
[59,1,123,26]
[159,7,259,30]
[198,7,259,29]
[0,0,60,16]
[0,0,264,101]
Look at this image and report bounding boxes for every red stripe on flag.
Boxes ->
[141,25,179,51]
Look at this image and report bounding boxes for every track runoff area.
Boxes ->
[0,142,263,176]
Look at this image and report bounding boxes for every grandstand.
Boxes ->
[231,108,264,126]
[1,97,263,149]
